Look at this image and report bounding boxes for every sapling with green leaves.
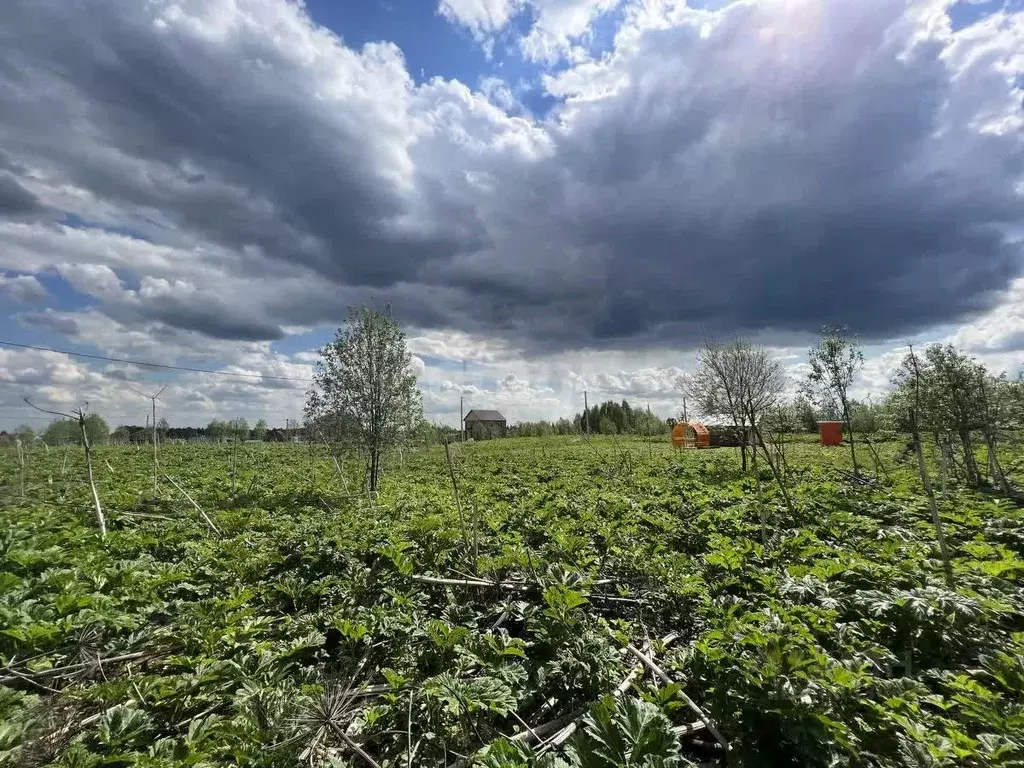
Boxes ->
[805,326,864,475]
[899,345,955,589]
[252,418,268,441]
[890,343,1012,492]
[306,305,422,497]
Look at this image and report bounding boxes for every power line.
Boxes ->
[0,340,312,382]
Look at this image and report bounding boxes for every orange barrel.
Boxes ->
[818,421,843,446]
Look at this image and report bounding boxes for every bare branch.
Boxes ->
[623,643,730,753]
[23,397,74,420]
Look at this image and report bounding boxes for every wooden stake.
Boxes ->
[443,441,473,560]
[15,437,25,499]
[164,474,221,536]
[78,412,106,538]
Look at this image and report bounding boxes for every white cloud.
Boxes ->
[408,329,521,364]
[438,0,623,63]
[438,0,525,37]
[56,264,124,301]
[947,275,1024,355]
[0,274,48,303]
[0,335,313,430]
[519,0,623,63]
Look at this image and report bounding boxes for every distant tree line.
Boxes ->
[5,415,112,446]
[513,399,668,437]
[109,418,284,444]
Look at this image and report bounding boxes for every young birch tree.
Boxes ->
[891,343,1010,492]
[896,346,955,587]
[687,339,786,472]
[805,326,864,474]
[306,306,422,497]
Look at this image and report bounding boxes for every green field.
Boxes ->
[2,437,1023,767]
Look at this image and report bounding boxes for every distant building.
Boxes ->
[706,424,746,447]
[464,409,507,439]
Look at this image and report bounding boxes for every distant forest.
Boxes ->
[3,396,892,447]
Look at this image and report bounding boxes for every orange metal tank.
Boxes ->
[672,421,711,448]
[818,421,843,446]
[671,422,687,448]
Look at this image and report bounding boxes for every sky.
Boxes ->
[0,0,1022,430]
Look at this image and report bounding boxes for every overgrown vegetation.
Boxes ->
[2,434,1023,767]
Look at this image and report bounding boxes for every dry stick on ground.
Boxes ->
[164,474,221,536]
[24,399,106,537]
[450,640,665,766]
[2,664,62,694]
[410,574,614,591]
[118,510,176,522]
[44,704,120,746]
[672,721,708,738]
[328,716,383,768]
[173,703,222,729]
[623,642,731,753]
[534,634,682,758]
[0,652,147,685]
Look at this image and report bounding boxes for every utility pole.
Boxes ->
[460,359,467,443]
[584,390,589,435]
[130,384,167,497]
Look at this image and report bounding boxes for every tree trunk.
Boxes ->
[368,448,380,497]
[842,400,859,475]
[912,410,954,589]
[938,439,948,496]
[752,423,792,513]
[958,429,979,486]
[983,431,1009,495]
[736,420,748,471]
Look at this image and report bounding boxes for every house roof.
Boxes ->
[464,409,505,422]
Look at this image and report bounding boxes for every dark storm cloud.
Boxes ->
[0,0,1020,351]
[147,307,283,342]
[427,0,1023,350]
[0,0,484,285]
[0,174,42,216]
[141,305,284,343]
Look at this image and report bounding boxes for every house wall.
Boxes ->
[467,420,506,439]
